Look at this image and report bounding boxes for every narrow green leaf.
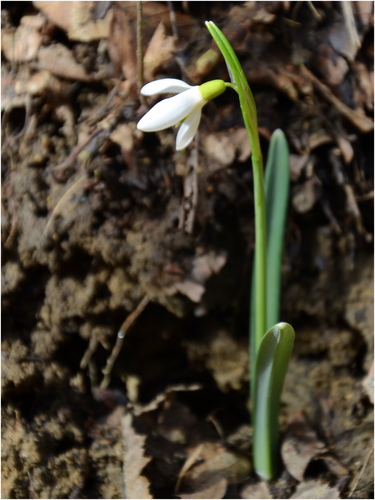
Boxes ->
[250,129,290,388]
[252,322,295,480]
[264,129,290,329]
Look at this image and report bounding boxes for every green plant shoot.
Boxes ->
[264,129,290,329]
[205,21,295,480]
[251,129,291,388]
[253,322,295,479]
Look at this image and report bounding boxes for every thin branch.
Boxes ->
[307,1,323,21]
[300,65,374,133]
[100,295,150,390]
[168,1,179,39]
[52,128,103,173]
[136,1,147,106]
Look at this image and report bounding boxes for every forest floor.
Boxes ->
[1,2,374,499]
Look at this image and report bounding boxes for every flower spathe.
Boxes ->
[137,78,226,150]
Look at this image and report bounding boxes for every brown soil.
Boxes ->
[2,2,373,499]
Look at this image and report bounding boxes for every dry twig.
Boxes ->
[136,1,147,107]
[100,295,150,390]
[301,65,374,133]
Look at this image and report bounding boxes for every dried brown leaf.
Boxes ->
[110,124,134,153]
[292,177,321,214]
[178,477,227,499]
[34,1,87,33]
[309,132,334,151]
[192,252,227,283]
[69,8,112,42]
[320,454,349,477]
[204,133,236,169]
[204,128,252,169]
[38,44,93,82]
[335,135,354,164]
[144,23,176,81]
[314,44,349,86]
[289,154,308,182]
[353,1,374,28]
[281,411,327,481]
[252,8,276,24]
[177,443,251,499]
[241,481,272,499]
[176,445,204,493]
[2,24,42,62]
[171,251,227,303]
[282,410,349,484]
[21,13,46,30]
[34,1,112,41]
[141,1,193,38]
[246,65,299,101]
[174,280,205,303]
[14,70,64,96]
[290,479,341,499]
[232,128,252,162]
[122,413,152,499]
[107,6,137,80]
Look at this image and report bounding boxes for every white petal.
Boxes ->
[141,78,192,96]
[137,87,204,132]
[176,108,202,151]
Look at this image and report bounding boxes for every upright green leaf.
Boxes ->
[250,129,290,390]
[252,322,295,480]
[264,129,290,329]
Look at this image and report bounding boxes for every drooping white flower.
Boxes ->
[137,78,226,150]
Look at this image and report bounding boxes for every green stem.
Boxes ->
[252,157,267,354]
[205,21,266,374]
[224,82,237,92]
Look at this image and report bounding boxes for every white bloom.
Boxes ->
[137,78,226,151]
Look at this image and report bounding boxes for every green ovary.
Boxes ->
[199,79,226,101]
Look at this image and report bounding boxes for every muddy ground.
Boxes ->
[1,2,374,499]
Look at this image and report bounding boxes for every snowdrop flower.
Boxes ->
[137,78,227,150]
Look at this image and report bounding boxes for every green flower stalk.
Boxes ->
[204,22,267,363]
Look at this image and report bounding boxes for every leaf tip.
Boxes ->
[275,321,287,329]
